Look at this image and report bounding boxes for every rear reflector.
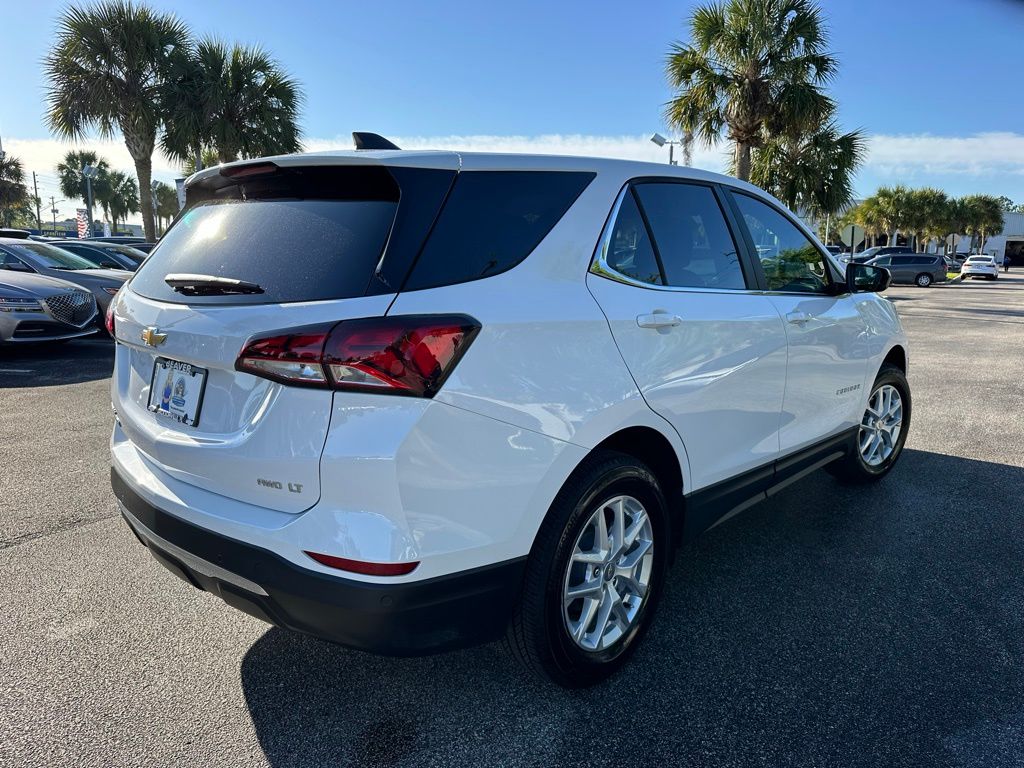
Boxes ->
[105,300,115,336]
[236,314,480,397]
[304,550,419,576]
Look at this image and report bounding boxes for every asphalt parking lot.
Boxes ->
[2,276,1024,768]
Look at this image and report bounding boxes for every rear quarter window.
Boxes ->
[402,171,595,291]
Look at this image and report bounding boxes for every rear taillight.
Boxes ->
[235,315,480,397]
[105,300,115,336]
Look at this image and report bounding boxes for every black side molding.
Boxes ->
[352,132,401,150]
[683,427,856,540]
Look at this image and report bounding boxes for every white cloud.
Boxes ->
[7,131,1024,224]
[865,132,1024,177]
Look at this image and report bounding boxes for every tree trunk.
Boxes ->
[133,156,155,242]
[122,127,157,241]
[734,142,752,182]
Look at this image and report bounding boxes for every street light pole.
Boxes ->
[650,133,688,166]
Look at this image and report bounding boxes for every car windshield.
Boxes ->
[2,242,98,270]
[859,247,880,258]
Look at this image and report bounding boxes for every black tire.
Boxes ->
[505,450,670,688]
[915,273,933,287]
[828,364,911,484]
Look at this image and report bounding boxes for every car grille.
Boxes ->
[45,290,96,327]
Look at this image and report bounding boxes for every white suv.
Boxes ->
[109,145,910,687]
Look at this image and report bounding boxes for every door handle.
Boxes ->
[637,312,682,329]
[786,311,811,325]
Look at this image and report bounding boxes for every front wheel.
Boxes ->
[827,364,911,484]
[915,273,933,287]
[506,451,669,687]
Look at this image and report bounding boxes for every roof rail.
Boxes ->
[352,132,401,151]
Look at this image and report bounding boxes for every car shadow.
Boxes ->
[240,449,1024,767]
[0,337,113,388]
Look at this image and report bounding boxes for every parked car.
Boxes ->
[843,245,914,265]
[52,240,146,271]
[109,147,910,687]
[825,244,843,256]
[961,255,1000,280]
[0,270,98,344]
[0,238,130,319]
[865,253,948,287]
[129,242,158,254]
[86,236,158,254]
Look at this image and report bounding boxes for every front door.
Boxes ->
[728,192,872,455]
[586,181,788,492]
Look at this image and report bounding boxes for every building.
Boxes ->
[973,211,1024,265]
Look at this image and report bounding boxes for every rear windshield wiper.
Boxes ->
[164,273,265,296]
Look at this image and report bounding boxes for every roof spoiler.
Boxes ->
[352,132,401,151]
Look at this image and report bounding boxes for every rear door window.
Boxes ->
[403,171,594,291]
[632,182,747,289]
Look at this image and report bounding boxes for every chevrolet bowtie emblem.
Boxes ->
[141,327,167,347]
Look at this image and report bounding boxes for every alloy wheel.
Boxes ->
[858,384,904,467]
[562,495,654,652]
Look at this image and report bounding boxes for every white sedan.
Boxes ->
[961,255,1000,280]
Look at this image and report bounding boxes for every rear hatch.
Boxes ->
[112,157,458,513]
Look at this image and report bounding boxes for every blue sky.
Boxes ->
[4,0,1024,222]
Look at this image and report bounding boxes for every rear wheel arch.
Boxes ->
[587,427,685,551]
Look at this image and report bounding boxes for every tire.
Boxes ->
[915,273,933,287]
[505,450,670,688]
[828,364,911,484]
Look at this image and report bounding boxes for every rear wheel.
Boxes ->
[828,364,911,484]
[915,273,933,287]
[506,451,669,687]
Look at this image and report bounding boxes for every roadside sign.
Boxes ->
[841,224,865,248]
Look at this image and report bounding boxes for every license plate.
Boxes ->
[148,357,208,427]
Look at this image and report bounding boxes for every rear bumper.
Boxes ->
[112,467,526,655]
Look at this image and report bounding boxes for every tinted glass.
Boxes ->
[0,242,98,270]
[633,183,745,289]
[891,256,915,266]
[602,191,662,285]
[733,194,830,293]
[404,171,594,291]
[872,256,891,266]
[130,199,397,305]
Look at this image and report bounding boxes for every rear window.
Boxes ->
[403,171,594,291]
[130,197,398,305]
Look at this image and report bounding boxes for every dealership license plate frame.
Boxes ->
[147,357,208,428]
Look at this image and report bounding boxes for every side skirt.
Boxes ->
[681,427,856,542]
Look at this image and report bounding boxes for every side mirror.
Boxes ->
[846,263,890,293]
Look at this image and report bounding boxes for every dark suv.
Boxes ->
[866,253,948,287]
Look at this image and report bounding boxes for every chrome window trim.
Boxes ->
[589,184,756,296]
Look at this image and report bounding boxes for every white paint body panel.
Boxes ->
[587,276,787,489]
[112,149,908,585]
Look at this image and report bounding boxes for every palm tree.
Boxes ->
[875,185,912,247]
[665,0,835,181]
[748,111,865,224]
[903,188,948,252]
[848,196,883,249]
[0,154,30,227]
[44,1,191,242]
[101,170,140,233]
[163,39,303,167]
[961,194,1004,254]
[56,150,111,217]
[152,181,180,234]
[181,148,220,177]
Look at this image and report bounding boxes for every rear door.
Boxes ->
[586,180,787,491]
[726,190,871,455]
[112,161,456,513]
[889,255,917,282]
